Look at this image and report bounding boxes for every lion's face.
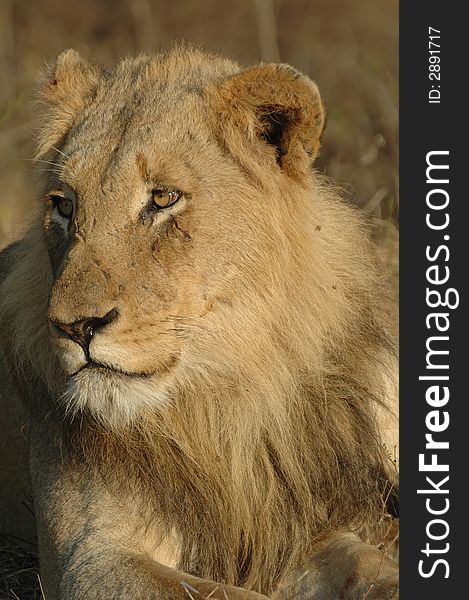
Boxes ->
[38,48,325,425]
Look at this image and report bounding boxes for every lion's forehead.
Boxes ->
[66,51,237,146]
[50,53,241,192]
[64,92,207,159]
[58,96,220,199]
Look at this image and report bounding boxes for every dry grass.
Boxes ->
[0,535,40,600]
[0,0,397,596]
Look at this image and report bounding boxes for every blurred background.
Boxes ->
[0,0,398,246]
[0,0,397,597]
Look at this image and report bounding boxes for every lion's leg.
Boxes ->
[58,555,269,600]
[30,425,268,600]
[274,532,398,600]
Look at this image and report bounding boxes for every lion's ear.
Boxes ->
[35,49,103,158]
[213,63,325,178]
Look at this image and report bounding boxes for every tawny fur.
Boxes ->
[0,46,398,598]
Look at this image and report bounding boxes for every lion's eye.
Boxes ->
[50,195,74,219]
[151,188,182,210]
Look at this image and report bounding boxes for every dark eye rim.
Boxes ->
[151,188,183,210]
[48,194,74,219]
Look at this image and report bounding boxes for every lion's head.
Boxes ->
[33,46,362,426]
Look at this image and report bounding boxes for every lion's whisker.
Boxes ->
[51,145,71,159]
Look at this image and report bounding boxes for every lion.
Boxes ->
[0,47,398,599]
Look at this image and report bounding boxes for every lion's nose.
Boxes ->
[50,308,118,358]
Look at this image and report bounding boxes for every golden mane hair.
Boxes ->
[0,47,397,596]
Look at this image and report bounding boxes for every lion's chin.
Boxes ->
[62,364,171,429]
